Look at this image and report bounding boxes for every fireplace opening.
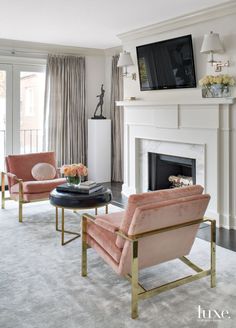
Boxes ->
[148,153,196,191]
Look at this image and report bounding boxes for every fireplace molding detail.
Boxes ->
[117,98,236,229]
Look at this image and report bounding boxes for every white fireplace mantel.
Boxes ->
[116,98,235,107]
[117,98,236,229]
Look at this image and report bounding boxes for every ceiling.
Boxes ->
[0,0,229,49]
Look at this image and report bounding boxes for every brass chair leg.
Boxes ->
[19,201,23,223]
[56,207,59,231]
[18,180,24,223]
[81,215,88,277]
[95,208,98,215]
[61,208,65,245]
[105,204,108,214]
[131,240,139,319]
[1,172,5,209]
[211,220,216,288]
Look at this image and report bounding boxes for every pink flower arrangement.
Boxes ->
[61,163,88,177]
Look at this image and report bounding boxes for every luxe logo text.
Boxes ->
[198,305,231,321]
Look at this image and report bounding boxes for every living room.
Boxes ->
[0,0,236,327]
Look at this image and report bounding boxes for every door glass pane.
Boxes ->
[0,70,6,171]
[20,71,45,154]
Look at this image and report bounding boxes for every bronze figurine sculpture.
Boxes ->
[92,84,106,119]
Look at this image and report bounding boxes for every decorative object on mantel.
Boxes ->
[61,163,88,187]
[92,84,106,119]
[200,31,229,72]
[117,51,136,80]
[199,74,235,98]
[125,97,136,101]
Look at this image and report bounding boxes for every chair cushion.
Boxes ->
[6,152,57,186]
[31,163,56,181]
[87,221,122,263]
[11,178,66,194]
[116,185,204,248]
[95,211,124,233]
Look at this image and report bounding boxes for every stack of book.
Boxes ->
[57,181,103,194]
[78,181,103,194]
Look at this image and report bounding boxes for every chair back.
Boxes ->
[116,185,204,248]
[118,193,210,275]
[6,152,57,187]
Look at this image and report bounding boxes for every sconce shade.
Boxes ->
[200,31,224,53]
[117,51,134,67]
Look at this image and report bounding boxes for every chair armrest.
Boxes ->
[116,230,133,242]
[95,217,120,233]
[1,172,24,199]
[1,172,23,183]
[82,213,96,222]
[82,213,119,233]
[56,167,63,178]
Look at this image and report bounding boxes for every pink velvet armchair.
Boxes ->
[81,185,216,319]
[1,152,66,222]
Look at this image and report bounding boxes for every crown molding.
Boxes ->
[117,0,236,43]
[0,38,105,59]
[104,46,122,56]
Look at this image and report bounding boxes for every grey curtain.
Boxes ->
[110,55,124,182]
[43,55,86,167]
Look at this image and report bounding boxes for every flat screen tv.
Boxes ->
[136,35,196,91]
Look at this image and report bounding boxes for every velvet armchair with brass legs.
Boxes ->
[1,152,66,222]
[81,185,215,319]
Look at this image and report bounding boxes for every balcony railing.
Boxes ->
[0,129,44,172]
[0,129,43,154]
[20,129,43,153]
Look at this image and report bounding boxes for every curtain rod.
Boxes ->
[0,48,84,57]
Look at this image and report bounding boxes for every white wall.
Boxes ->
[121,14,236,101]
[118,11,236,227]
[85,47,121,119]
[85,55,106,119]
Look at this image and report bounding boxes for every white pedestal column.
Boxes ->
[88,119,111,183]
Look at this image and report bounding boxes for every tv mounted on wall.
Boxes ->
[136,35,196,91]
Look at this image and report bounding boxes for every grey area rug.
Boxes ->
[0,200,236,328]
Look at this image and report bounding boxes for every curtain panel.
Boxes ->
[44,55,86,167]
[110,55,124,182]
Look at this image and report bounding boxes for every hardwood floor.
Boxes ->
[104,182,236,252]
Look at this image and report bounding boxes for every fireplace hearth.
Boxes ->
[148,152,196,191]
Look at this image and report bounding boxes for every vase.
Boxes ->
[201,85,214,98]
[202,84,231,98]
[211,84,223,97]
[222,85,231,97]
[66,176,81,187]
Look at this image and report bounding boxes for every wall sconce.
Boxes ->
[117,51,136,80]
[200,31,229,72]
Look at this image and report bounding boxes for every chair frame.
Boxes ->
[1,170,61,223]
[81,213,216,319]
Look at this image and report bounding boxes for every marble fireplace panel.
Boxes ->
[137,139,205,193]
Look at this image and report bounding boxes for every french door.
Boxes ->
[0,64,46,171]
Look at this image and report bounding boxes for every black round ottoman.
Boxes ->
[50,187,112,245]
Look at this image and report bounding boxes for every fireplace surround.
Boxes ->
[117,98,236,229]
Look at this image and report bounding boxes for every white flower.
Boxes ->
[199,74,235,86]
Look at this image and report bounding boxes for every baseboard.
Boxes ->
[218,214,236,230]
[229,215,236,230]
